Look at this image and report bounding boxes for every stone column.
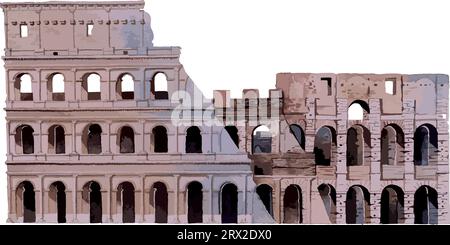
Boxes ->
[402,98,415,223]
[304,98,316,152]
[72,175,78,222]
[368,98,381,224]
[335,98,348,224]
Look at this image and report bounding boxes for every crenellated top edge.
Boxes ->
[0,1,145,9]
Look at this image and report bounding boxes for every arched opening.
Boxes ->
[16,125,34,154]
[83,73,101,100]
[346,125,371,166]
[318,184,337,223]
[414,124,438,166]
[221,183,238,223]
[152,72,168,100]
[47,73,65,101]
[348,100,369,120]
[15,74,33,101]
[346,185,370,224]
[289,124,305,150]
[256,184,273,217]
[152,126,168,153]
[119,126,135,154]
[224,126,239,148]
[16,181,35,223]
[86,181,102,223]
[152,182,168,223]
[252,125,272,154]
[380,185,404,224]
[414,186,438,224]
[186,126,202,153]
[314,126,336,166]
[283,185,302,223]
[49,181,66,223]
[381,125,404,166]
[116,74,134,100]
[117,182,135,223]
[187,181,203,223]
[48,125,65,154]
[84,124,102,154]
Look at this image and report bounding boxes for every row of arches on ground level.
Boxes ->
[252,123,438,166]
[15,181,239,224]
[14,72,169,101]
[256,184,439,224]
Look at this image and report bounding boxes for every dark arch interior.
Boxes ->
[19,125,34,155]
[414,124,438,166]
[119,126,135,153]
[256,184,273,217]
[252,126,272,154]
[225,126,239,148]
[380,185,404,224]
[289,124,305,150]
[119,182,135,223]
[51,181,66,223]
[153,182,168,223]
[49,125,65,154]
[186,127,202,153]
[153,126,168,153]
[314,127,335,166]
[414,186,438,224]
[346,185,370,224]
[89,181,102,223]
[283,185,302,223]
[21,181,36,223]
[318,184,336,222]
[187,181,203,223]
[221,184,238,223]
[346,128,359,166]
[87,124,102,154]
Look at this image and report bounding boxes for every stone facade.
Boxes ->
[2,1,449,224]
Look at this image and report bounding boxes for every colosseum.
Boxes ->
[1,1,449,224]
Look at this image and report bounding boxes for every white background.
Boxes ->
[0,0,450,224]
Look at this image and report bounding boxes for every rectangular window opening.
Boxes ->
[385,79,396,95]
[87,24,94,36]
[20,24,28,38]
[321,77,332,96]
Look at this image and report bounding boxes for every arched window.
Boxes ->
[49,73,65,101]
[16,181,35,223]
[318,184,336,223]
[289,124,305,150]
[152,126,168,153]
[152,73,168,100]
[119,126,135,154]
[414,124,438,166]
[346,185,370,224]
[83,73,101,100]
[15,74,33,101]
[256,184,273,217]
[224,126,239,148]
[117,74,134,100]
[348,100,369,120]
[314,126,336,166]
[186,126,202,153]
[252,125,272,154]
[381,185,404,224]
[117,182,135,223]
[283,185,302,223]
[187,181,203,223]
[48,125,65,154]
[49,181,66,223]
[381,124,404,166]
[16,125,34,154]
[221,183,238,223]
[346,125,371,166]
[84,181,102,223]
[414,185,438,224]
[84,124,102,154]
[152,182,168,223]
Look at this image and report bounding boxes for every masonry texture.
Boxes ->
[2,1,449,224]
